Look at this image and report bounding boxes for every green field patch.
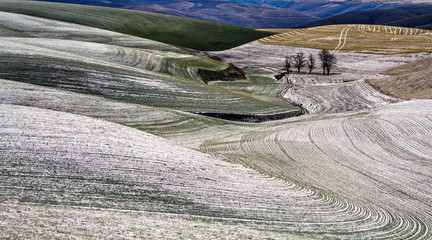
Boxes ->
[3,37,238,83]
[0,23,32,37]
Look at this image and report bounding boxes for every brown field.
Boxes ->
[367,58,432,99]
[259,24,432,54]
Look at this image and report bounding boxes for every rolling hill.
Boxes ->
[33,0,319,29]
[259,24,432,54]
[36,0,405,28]
[0,38,294,115]
[123,1,318,29]
[0,9,297,116]
[0,0,271,51]
[1,1,431,239]
[294,4,432,30]
[276,0,404,18]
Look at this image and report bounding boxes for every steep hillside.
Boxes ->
[0,0,271,51]
[367,58,432,99]
[294,4,432,30]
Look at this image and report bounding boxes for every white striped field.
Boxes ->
[0,39,294,115]
[200,100,432,239]
[0,11,183,52]
[1,103,431,239]
[3,37,231,82]
[282,80,399,114]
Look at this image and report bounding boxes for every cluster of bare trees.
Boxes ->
[285,49,337,75]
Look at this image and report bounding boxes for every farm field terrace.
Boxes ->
[0,3,432,239]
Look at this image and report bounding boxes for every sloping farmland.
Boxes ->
[2,101,432,239]
[367,57,432,100]
[0,11,183,52]
[0,0,271,51]
[259,24,432,54]
[0,4,431,240]
[0,37,295,115]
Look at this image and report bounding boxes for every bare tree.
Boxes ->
[292,52,306,72]
[326,53,337,75]
[285,56,292,73]
[318,49,337,75]
[307,54,315,74]
[318,49,328,75]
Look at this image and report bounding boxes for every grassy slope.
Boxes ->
[259,24,432,54]
[1,202,304,239]
[367,58,432,99]
[0,0,271,51]
[0,11,297,115]
[5,37,231,82]
[0,10,185,52]
[0,39,294,115]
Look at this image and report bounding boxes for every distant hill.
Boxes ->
[0,0,271,51]
[225,0,404,18]
[123,1,318,29]
[35,0,318,29]
[294,4,432,30]
[35,0,405,29]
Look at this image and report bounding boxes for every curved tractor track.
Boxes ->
[334,25,354,52]
[1,104,431,239]
[201,100,432,239]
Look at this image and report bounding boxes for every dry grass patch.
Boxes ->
[367,57,432,99]
[259,24,432,54]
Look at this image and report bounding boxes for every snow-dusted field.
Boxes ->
[207,41,430,113]
[208,41,428,82]
[0,38,293,115]
[201,100,432,224]
[0,8,431,239]
[0,11,182,52]
[282,80,399,113]
[2,37,230,82]
[2,103,431,239]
